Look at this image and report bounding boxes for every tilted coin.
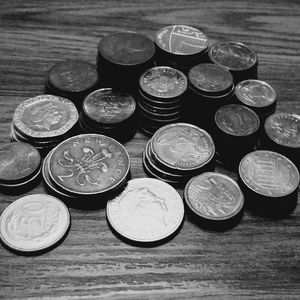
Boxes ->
[0,194,70,252]
[48,134,130,195]
[106,178,184,242]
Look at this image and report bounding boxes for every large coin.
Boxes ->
[106,178,184,242]
[0,142,41,183]
[239,150,299,197]
[13,95,78,139]
[48,134,130,195]
[184,172,244,220]
[0,194,70,252]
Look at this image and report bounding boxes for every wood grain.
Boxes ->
[0,0,299,299]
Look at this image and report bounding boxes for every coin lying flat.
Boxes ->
[106,178,184,242]
[48,134,130,196]
[0,194,70,252]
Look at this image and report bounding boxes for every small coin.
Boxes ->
[215,104,260,136]
[0,194,70,252]
[83,88,136,124]
[140,66,187,98]
[264,113,300,148]
[13,95,79,139]
[155,25,208,55]
[209,41,257,71]
[184,172,244,220]
[0,142,41,183]
[106,178,184,242]
[239,150,300,197]
[48,134,130,195]
[235,80,276,108]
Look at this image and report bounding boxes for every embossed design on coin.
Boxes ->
[239,151,299,197]
[13,95,78,138]
[264,113,300,148]
[0,194,70,252]
[184,172,244,220]
[49,134,130,195]
[235,80,276,107]
[106,178,184,242]
[216,105,259,136]
[155,25,208,55]
[151,123,215,170]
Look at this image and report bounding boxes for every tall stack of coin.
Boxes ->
[137,66,187,136]
[97,31,155,91]
[45,59,99,110]
[11,95,79,155]
[0,142,41,193]
[208,41,258,84]
[79,88,137,143]
[142,123,215,185]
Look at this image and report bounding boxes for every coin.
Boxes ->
[0,194,70,252]
[13,95,79,140]
[48,134,130,196]
[184,172,244,220]
[106,178,184,242]
[239,150,299,197]
[0,142,41,183]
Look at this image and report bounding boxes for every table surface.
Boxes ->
[0,0,299,299]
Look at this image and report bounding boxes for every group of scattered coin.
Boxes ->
[0,24,299,253]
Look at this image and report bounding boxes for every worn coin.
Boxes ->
[184,172,244,220]
[106,178,184,242]
[48,134,130,195]
[239,150,299,197]
[0,194,70,252]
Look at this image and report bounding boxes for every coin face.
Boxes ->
[48,60,98,92]
[188,63,233,94]
[151,123,215,171]
[106,178,184,242]
[215,104,260,136]
[235,80,276,107]
[155,25,208,55]
[140,66,187,98]
[0,194,70,252]
[0,142,41,182]
[48,134,130,195]
[239,150,299,197]
[13,95,79,139]
[184,172,244,220]
[98,32,155,65]
[209,41,257,71]
[264,113,300,148]
[83,88,136,124]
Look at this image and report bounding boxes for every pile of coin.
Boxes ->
[142,123,215,185]
[11,95,79,155]
[79,88,137,143]
[137,66,187,136]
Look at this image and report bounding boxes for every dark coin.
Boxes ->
[138,90,182,107]
[138,98,181,115]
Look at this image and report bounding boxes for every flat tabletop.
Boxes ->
[0,0,299,299]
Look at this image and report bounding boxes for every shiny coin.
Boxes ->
[13,95,79,140]
[48,134,130,196]
[184,172,244,220]
[0,194,70,252]
[239,150,299,197]
[106,178,184,242]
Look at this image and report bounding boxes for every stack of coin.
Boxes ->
[79,88,137,143]
[11,95,79,155]
[208,41,258,84]
[142,123,215,185]
[45,59,99,110]
[97,31,155,91]
[0,142,41,193]
[154,25,209,74]
[137,66,187,136]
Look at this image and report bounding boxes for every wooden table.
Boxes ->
[0,1,299,299]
